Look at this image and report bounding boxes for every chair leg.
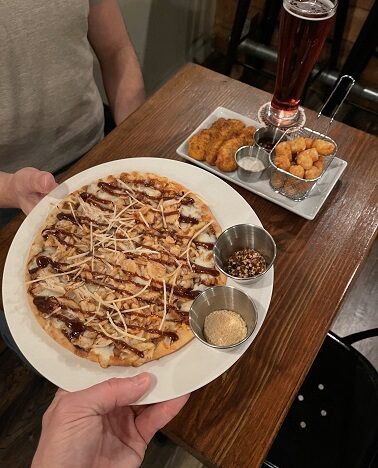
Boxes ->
[262,461,280,468]
[342,328,378,346]
[243,0,281,79]
[258,0,281,45]
[338,0,378,80]
[321,0,378,119]
[224,0,252,76]
[329,0,351,69]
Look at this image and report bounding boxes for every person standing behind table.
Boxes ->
[0,0,145,225]
[0,0,145,352]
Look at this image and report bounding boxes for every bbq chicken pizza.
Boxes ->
[26,172,225,367]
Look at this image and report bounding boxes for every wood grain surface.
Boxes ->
[0,64,377,468]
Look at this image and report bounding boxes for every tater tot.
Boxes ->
[305,138,314,149]
[313,156,325,172]
[312,139,335,156]
[274,155,291,172]
[289,165,305,178]
[309,148,319,162]
[289,137,306,154]
[305,166,321,179]
[296,151,313,170]
[275,141,292,161]
[298,148,319,163]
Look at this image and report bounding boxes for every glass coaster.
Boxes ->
[258,102,306,129]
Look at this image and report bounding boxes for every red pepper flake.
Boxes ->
[226,248,266,278]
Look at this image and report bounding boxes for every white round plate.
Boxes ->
[3,158,273,404]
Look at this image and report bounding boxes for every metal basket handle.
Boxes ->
[315,75,355,135]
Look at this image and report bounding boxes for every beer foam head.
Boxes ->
[284,0,337,20]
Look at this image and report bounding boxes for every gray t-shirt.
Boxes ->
[0,0,104,174]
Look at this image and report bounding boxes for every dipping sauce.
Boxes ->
[204,309,247,346]
[226,248,266,278]
[238,157,265,172]
[256,138,278,151]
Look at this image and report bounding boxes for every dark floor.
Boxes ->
[331,240,378,370]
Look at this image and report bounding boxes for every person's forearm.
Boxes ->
[0,172,17,208]
[88,0,146,125]
[100,47,145,125]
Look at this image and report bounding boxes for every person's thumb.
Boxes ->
[21,168,57,194]
[34,171,57,194]
[67,373,152,415]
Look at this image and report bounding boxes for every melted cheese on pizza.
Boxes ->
[26,172,224,367]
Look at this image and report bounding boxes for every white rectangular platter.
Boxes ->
[176,107,347,220]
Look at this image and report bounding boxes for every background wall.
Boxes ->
[94,0,216,102]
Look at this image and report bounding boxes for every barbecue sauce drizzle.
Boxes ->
[29,255,203,299]
[29,176,221,358]
[32,296,179,358]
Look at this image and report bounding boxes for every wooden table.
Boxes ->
[0,64,377,467]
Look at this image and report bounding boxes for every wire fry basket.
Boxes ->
[268,75,355,201]
[269,128,337,200]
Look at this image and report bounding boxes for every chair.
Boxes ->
[224,0,348,77]
[263,330,378,468]
[223,0,378,116]
[322,0,378,117]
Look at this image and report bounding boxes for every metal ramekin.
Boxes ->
[189,285,257,349]
[213,224,276,284]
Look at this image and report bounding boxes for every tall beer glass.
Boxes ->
[267,0,337,127]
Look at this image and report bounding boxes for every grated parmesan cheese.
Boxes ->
[204,310,247,346]
[158,279,167,330]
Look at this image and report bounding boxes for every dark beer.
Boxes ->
[269,0,336,126]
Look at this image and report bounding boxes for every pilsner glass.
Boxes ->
[267,0,337,127]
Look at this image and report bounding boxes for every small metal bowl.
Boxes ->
[235,145,269,182]
[213,224,276,284]
[254,126,287,152]
[189,285,257,349]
